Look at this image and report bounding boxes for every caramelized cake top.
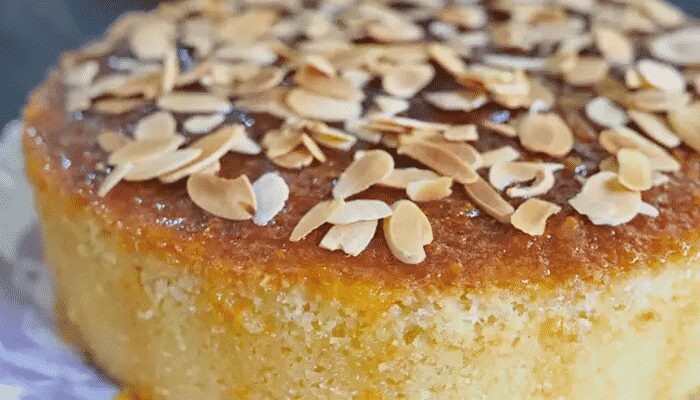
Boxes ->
[23,0,700,288]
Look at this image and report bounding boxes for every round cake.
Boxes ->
[22,0,700,398]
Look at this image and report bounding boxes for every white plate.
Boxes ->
[0,121,117,400]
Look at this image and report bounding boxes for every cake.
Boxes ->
[21,0,700,398]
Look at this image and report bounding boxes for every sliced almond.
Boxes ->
[187,174,256,221]
[511,198,561,236]
[294,67,365,102]
[125,148,203,181]
[129,19,176,60]
[564,56,609,87]
[638,201,660,218]
[617,149,653,191]
[286,88,362,122]
[518,113,574,157]
[333,150,395,199]
[585,97,628,128]
[231,132,262,155]
[367,21,424,43]
[383,200,432,264]
[637,59,686,92]
[157,92,233,114]
[320,220,377,257]
[252,173,289,226]
[649,28,700,66]
[481,146,520,169]
[625,67,643,89]
[63,60,99,87]
[482,121,517,138]
[429,43,467,75]
[463,178,515,224]
[97,164,132,198]
[235,67,286,95]
[312,127,358,151]
[160,125,243,183]
[379,168,440,189]
[406,177,453,202]
[327,200,393,225]
[161,47,179,94]
[627,110,681,148]
[93,98,146,115]
[599,126,680,172]
[641,0,685,29]
[300,134,326,162]
[97,131,132,153]
[668,103,700,153]
[593,27,634,64]
[271,149,314,169]
[372,95,410,117]
[569,171,642,226]
[397,140,479,184]
[133,111,176,141]
[290,198,345,242]
[424,91,488,112]
[263,129,304,158]
[630,89,691,112]
[183,114,226,135]
[382,64,435,98]
[108,135,184,165]
[489,161,563,198]
[443,125,478,142]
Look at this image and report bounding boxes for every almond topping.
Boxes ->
[668,103,700,153]
[133,111,176,141]
[301,134,326,162]
[518,113,574,157]
[271,149,314,170]
[108,135,185,165]
[406,177,453,202]
[125,148,203,182]
[327,200,393,225]
[160,125,243,183]
[585,97,628,128]
[382,64,435,98]
[294,65,365,102]
[290,199,345,242]
[599,126,680,172]
[129,19,175,60]
[489,162,563,198]
[231,132,262,155]
[97,132,132,153]
[481,146,520,169]
[482,121,517,138]
[424,91,488,112]
[429,43,467,75]
[312,127,357,151]
[63,61,99,87]
[593,27,634,64]
[569,171,642,226]
[383,200,432,264]
[320,220,377,257]
[187,174,256,221]
[379,168,440,189]
[444,125,478,142]
[617,149,653,191]
[511,199,561,236]
[630,89,691,112]
[286,88,362,122]
[161,48,179,94]
[463,178,515,224]
[627,110,681,148]
[649,28,700,66]
[564,57,609,87]
[236,67,286,95]
[397,140,479,184]
[372,95,410,117]
[93,98,147,115]
[157,92,233,114]
[637,59,686,92]
[252,173,289,226]
[183,114,226,135]
[97,164,132,198]
[333,150,395,199]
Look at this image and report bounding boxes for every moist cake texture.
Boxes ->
[21,0,700,398]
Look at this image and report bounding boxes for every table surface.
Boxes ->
[0,0,698,126]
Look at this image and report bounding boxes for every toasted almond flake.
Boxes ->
[429,43,467,75]
[294,67,365,102]
[585,97,629,128]
[133,111,176,141]
[642,0,685,29]
[489,161,563,195]
[320,220,377,257]
[252,173,289,226]
[638,201,660,218]
[341,69,372,89]
[161,48,179,94]
[482,121,517,138]
[286,88,362,122]
[593,27,634,64]
[216,43,278,65]
[271,149,314,169]
[518,113,574,157]
[300,54,336,77]
[382,64,435,99]
[627,110,681,148]
[599,156,619,172]
[599,126,681,172]
[637,59,686,92]
[383,200,432,264]
[333,150,395,199]
[367,21,424,43]
[372,95,410,117]
[97,164,132,198]
[617,149,653,191]
[511,199,561,236]
[301,134,326,162]
[108,135,184,165]
[438,141,483,169]
[668,103,700,153]
[125,148,203,182]
[424,91,488,112]
[463,178,515,224]
[157,92,233,114]
[398,139,479,184]
[93,98,146,115]
[625,67,643,89]
[235,67,286,95]
[290,199,345,242]
[406,177,453,202]
[379,168,440,189]
[438,5,487,29]
[630,89,691,112]
[481,146,520,169]
[482,54,547,71]
[199,160,221,175]
[344,119,383,144]
[569,171,642,226]
[183,114,226,135]
[263,129,303,158]
[564,56,609,87]
[97,131,132,153]
[63,60,99,87]
[160,125,243,183]
[312,127,357,151]
[327,200,393,225]
[65,91,91,113]
[528,80,556,112]
[129,19,175,60]
[443,125,478,142]
[231,132,262,155]
[187,174,256,221]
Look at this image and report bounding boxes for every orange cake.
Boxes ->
[22,0,700,399]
